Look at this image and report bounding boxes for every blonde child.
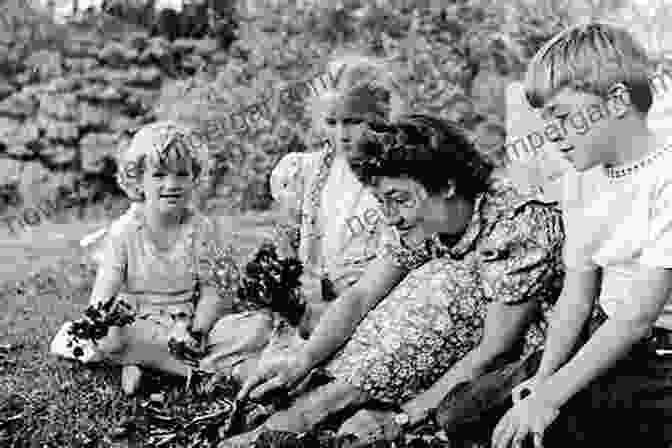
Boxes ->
[74,121,269,394]
[269,51,405,325]
[439,22,672,448]
[195,53,408,384]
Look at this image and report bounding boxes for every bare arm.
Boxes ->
[402,299,538,422]
[90,258,124,306]
[303,255,407,367]
[191,286,233,335]
[88,245,126,351]
[238,254,407,399]
[533,268,601,382]
[535,267,672,409]
[192,216,235,335]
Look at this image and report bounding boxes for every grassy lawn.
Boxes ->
[0,208,280,447]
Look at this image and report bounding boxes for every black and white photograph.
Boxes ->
[2,0,672,446]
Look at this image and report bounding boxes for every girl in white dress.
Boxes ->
[268,52,404,328]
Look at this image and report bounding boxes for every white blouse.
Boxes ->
[271,150,397,303]
[562,144,672,329]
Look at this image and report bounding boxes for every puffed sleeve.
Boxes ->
[640,179,672,268]
[376,237,431,272]
[478,203,565,305]
[270,152,307,223]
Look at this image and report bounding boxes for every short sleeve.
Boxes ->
[376,237,431,271]
[559,168,606,272]
[640,180,672,268]
[270,152,307,222]
[561,204,599,271]
[479,203,564,305]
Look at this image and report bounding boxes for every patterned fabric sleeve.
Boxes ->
[377,238,432,271]
[478,203,564,305]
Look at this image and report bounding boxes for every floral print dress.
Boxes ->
[324,177,565,404]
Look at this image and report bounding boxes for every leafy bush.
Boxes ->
[1,0,643,212]
[158,0,597,210]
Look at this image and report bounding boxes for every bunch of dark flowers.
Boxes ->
[237,241,305,326]
[66,296,135,358]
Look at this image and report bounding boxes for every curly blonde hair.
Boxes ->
[115,121,214,203]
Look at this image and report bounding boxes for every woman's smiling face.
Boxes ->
[324,112,369,158]
[373,176,454,246]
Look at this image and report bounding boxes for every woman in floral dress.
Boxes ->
[223,114,565,446]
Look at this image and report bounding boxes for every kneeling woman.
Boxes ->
[227,114,565,445]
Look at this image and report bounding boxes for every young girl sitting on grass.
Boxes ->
[58,121,267,395]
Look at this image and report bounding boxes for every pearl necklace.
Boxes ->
[605,143,672,179]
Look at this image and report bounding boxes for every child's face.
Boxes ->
[540,86,622,172]
[325,114,369,158]
[141,157,196,216]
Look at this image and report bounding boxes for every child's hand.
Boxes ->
[97,325,125,355]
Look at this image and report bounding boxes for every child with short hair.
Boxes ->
[59,121,272,394]
[270,51,405,319]
[438,21,672,448]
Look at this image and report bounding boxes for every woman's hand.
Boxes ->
[338,409,402,444]
[492,394,560,448]
[511,376,540,403]
[237,351,313,401]
[171,324,198,345]
[97,325,125,355]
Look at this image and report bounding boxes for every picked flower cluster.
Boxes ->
[237,241,305,326]
[200,239,306,325]
[202,242,243,300]
[66,297,135,358]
